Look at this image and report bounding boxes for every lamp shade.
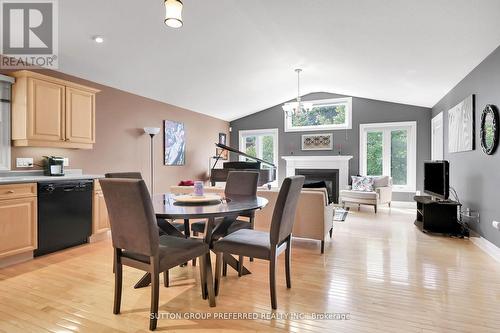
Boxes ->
[164,0,183,28]
[144,127,161,135]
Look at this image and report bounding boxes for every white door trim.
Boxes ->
[431,112,444,160]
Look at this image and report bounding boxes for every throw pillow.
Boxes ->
[351,176,375,192]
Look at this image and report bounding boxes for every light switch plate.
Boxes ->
[63,158,69,167]
[16,158,33,168]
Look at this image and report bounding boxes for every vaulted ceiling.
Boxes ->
[58,0,500,121]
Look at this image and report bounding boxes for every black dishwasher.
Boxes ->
[35,180,93,257]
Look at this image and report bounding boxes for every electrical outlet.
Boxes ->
[16,158,33,168]
[63,158,69,167]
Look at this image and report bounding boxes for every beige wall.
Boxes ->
[1,68,229,193]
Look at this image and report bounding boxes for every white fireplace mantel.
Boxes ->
[282,155,353,189]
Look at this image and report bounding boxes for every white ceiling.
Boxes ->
[58,0,500,121]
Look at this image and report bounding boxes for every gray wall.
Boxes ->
[230,92,431,201]
[432,45,500,247]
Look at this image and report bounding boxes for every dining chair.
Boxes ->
[105,172,189,287]
[190,171,259,266]
[212,175,305,310]
[100,178,215,331]
[105,172,186,237]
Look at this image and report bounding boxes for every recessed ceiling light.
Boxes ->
[93,36,104,43]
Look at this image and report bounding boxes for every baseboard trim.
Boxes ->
[89,230,111,243]
[0,251,33,268]
[470,231,500,263]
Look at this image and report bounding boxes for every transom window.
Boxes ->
[359,121,416,192]
[238,129,278,183]
[284,97,352,132]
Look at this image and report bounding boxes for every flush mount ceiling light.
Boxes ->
[282,69,313,118]
[92,36,104,43]
[164,0,183,28]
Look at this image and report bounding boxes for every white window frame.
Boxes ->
[0,77,13,171]
[359,121,417,192]
[239,128,279,185]
[284,97,352,132]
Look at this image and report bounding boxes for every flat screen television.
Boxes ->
[424,160,449,199]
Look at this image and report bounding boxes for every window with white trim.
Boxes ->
[0,82,11,171]
[284,97,352,132]
[239,129,278,185]
[359,121,417,192]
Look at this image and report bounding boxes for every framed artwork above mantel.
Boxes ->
[301,133,333,151]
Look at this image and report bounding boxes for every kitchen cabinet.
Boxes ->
[11,71,99,149]
[92,180,110,235]
[0,183,37,259]
[66,87,95,144]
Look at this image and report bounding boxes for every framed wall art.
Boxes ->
[301,133,333,151]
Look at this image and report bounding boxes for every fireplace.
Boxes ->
[295,169,339,203]
[282,155,353,204]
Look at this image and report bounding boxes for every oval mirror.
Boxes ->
[480,104,499,155]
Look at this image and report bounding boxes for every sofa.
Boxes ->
[170,185,334,253]
[339,176,392,213]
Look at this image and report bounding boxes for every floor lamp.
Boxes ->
[144,127,161,194]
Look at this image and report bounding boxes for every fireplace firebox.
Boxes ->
[295,169,339,204]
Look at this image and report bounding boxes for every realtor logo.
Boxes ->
[0,0,58,68]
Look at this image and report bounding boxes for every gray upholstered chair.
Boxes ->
[100,178,214,331]
[105,172,186,237]
[191,171,259,267]
[105,172,187,288]
[191,171,259,237]
[213,175,305,309]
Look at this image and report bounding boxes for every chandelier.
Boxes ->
[282,68,312,118]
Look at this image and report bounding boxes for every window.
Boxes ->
[359,121,416,192]
[284,97,352,132]
[0,82,11,171]
[239,129,278,184]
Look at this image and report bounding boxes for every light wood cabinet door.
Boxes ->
[93,190,110,234]
[27,78,65,142]
[0,197,37,258]
[66,87,95,144]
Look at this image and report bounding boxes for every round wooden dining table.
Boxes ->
[135,193,268,305]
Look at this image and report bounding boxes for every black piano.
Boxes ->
[210,143,276,187]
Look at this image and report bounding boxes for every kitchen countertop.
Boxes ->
[0,169,104,184]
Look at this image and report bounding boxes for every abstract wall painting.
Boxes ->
[164,120,185,165]
[448,95,475,153]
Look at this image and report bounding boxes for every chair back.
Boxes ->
[105,172,143,179]
[225,171,259,197]
[100,179,159,256]
[270,176,305,245]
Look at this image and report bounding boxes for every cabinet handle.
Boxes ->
[7,190,15,194]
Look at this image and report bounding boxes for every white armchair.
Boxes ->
[339,176,392,213]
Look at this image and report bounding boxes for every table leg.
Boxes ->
[202,217,216,306]
[134,273,151,289]
[183,219,191,238]
[223,253,251,275]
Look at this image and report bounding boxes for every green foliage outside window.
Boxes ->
[291,104,346,127]
[366,131,383,176]
[243,135,274,167]
[245,137,256,160]
[391,130,407,185]
[262,135,274,165]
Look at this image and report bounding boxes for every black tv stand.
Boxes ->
[414,196,464,235]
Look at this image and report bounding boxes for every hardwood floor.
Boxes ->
[1,205,500,332]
